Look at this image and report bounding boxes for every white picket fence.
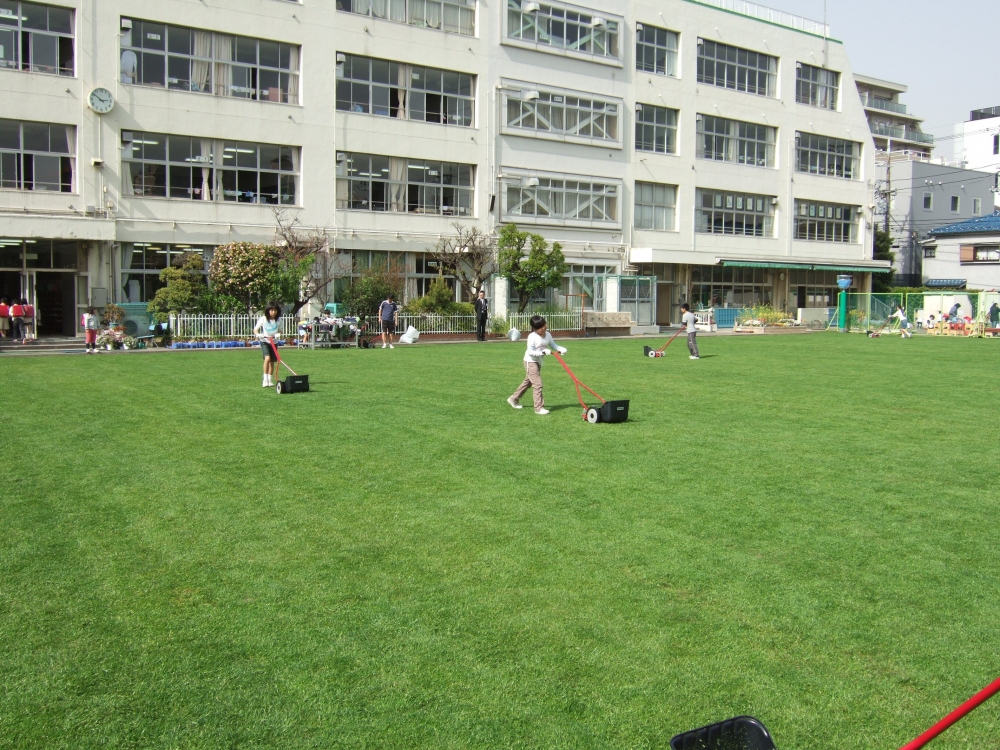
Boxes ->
[506,311,583,332]
[170,314,298,339]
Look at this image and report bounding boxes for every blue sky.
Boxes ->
[777,0,994,147]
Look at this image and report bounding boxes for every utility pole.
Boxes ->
[884,139,892,235]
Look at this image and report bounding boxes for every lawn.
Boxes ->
[2,333,999,749]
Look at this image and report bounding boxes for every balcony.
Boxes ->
[869,122,934,145]
[688,0,829,37]
[860,95,906,115]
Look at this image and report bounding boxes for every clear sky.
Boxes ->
[775,0,996,154]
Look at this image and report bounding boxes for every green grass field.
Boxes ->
[2,333,999,749]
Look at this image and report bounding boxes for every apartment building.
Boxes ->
[854,74,933,160]
[0,0,887,336]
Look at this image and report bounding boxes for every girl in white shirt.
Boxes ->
[507,315,567,415]
[253,302,282,387]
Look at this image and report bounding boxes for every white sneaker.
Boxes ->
[263,379,269,387]
[507,396,522,409]
[382,343,387,349]
[535,408,550,415]
[389,344,394,349]
[689,355,700,360]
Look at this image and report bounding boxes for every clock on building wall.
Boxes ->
[88,87,115,114]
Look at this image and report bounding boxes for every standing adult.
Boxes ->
[0,297,9,341]
[988,302,999,329]
[681,303,699,360]
[253,302,282,388]
[474,290,489,342]
[378,293,398,349]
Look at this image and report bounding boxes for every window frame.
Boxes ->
[502,81,622,148]
[922,192,933,210]
[634,181,677,231]
[795,63,839,110]
[696,113,775,168]
[950,195,960,213]
[501,168,622,229]
[505,0,623,67]
[0,1,75,76]
[696,38,776,98]
[695,188,775,238]
[973,197,981,216]
[635,22,678,78]
[335,0,476,37]
[121,242,213,303]
[635,103,678,155]
[0,118,75,193]
[795,132,860,180]
[794,199,859,243]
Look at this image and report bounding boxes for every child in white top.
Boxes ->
[253,302,282,387]
[681,303,699,359]
[82,307,100,353]
[889,305,912,338]
[507,315,567,415]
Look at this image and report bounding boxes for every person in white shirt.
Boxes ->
[507,315,567,415]
[681,303,699,360]
[253,302,282,387]
[889,305,912,338]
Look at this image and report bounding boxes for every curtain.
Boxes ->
[287,46,299,105]
[65,125,76,193]
[390,0,406,22]
[371,0,387,19]
[213,34,233,98]
[121,133,135,195]
[426,1,442,30]
[192,31,212,93]
[389,156,406,212]
[395,63,407,119]
[288,147,300,204]
[199,138,213,200]
[122,244,135,274]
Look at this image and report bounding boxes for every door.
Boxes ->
[34,272,77,336]
[656,282,674,325]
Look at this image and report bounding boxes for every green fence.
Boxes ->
[843,293,903,332]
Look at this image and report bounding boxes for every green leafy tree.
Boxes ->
[497,224,567,312]
[147,252,207,320]
[872,228,896,293]
[340,262,405,318]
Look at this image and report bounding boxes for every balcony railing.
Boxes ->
[869,122,934,145]
[688,0,830,37]
[860,95,907,115]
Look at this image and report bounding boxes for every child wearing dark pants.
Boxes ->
[682,303,699,360]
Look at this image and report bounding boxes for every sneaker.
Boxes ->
[534,408,550,415]
[389,344,394,349]
[382,343,387,349]
[689,355,700,360]
[507,396,522,409]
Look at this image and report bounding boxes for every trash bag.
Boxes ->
[399,325,420,344]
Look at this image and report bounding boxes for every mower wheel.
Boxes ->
[648,350,657,358]
[586,408,600,424]
[276,381,283,394]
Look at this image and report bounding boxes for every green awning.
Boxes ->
[812,265,892,273]
[721,261,891,273]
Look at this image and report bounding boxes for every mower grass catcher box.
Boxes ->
[277,375,309,394]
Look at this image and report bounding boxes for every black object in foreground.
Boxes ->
[277,375,310,394]
[587,399,630,424]
[670,716,776,750]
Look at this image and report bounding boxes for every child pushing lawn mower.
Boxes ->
[507,315,567,415]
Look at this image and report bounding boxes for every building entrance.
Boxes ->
[34,272,77,336]
[0,271,22,302]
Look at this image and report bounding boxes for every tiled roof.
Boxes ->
[929,212,1000,236]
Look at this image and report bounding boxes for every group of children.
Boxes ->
[0,297,35,344]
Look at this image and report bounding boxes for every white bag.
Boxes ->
[399,325,420,344]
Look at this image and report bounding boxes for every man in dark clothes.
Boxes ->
[474,289,489,341]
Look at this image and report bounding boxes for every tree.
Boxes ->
[872,227,896,293]
[272,209,336,315]
[339,259,406,319]
[147,252,208,320]
[428,223,498,299]
[497,224,567,312]
[208,242,286,313]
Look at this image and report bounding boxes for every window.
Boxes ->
[634,181,676,231]
[121,18,300,104]
[0,239,78,270]
[973,197,982,215]
[336,152,474,216]
[923,192,933,210]
[788,270,855,308]
[994,134,998,155]
[336,0,475,36]
[121,243,212,303]
[794,200,859,243]
[635,104,677,154]
[696,189,774,237]
[562,264,614,310]
[950,195,960,212]
[691,265,772,308]
[0,1,73,76]
[696,39,776,97]
[505,173,619,225]
[507,1,620,61]
[960,245,1000,264]
[795,63,839,110]
[795,133,860,179]
[696,115,775,167]
[923,246,936,259]
[121,131,299,204]
[337,54,474,127]
[506,88,619,143]
[0,118,74,192]
[635,23,677,77]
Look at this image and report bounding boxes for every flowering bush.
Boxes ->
[96,326,126,348]
[209,242,285,312]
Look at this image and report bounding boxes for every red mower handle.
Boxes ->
[551,351,606,418]
[899,675,1000,750]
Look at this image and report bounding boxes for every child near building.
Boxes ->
[0,297,9,341]
[507,315,567,416]
[9,298,24,343]
[889,304,912,338]
[253,302,283,387]
[82,307,100,353]
[682,303,699,360]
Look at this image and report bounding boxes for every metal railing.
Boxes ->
[869,122,935,144]
[860,95,907,115]
[170,314,298,339]
[688,0,829,36]
[506,311,584,332]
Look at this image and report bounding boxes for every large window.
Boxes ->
[0,239,79,270]
[696,188,775,237]
[0,1,74,76]
[795,133,859,179]
[506,88,619,144]
[336,0,475,36]
[634,181,676,231]
[696,115,775,167]
[794,200,859,243]
[122,131,299,204]
[505,173,619,225]
[0,119,74,192]
[635,104,677,154]
[337,53,474,127]
[696,39,776,97]
[789,269,857,308]
[507,1,620,61]
[795,63,839,110]
[635,22,677,77]
[120,18,300,104]
[121,244,212,303]
[336,152,474,216]
[690,265,772,308]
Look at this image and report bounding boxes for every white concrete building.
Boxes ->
[0,0,888,336]
[853,74,933,160]
[922,213,1000,291]
[956,106,1000,210]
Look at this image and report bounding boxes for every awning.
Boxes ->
[721,261,813,269]
[925,279,967,289]
[721,261,891,273]
[812,265,892,273]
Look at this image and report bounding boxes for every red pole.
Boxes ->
[899,675,1000,750]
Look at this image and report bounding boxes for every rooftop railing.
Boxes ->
[869,122,934,145]
[860,95,907,115]
[687,0,830,37]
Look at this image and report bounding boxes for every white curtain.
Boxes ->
[390,0,406,22]
[199,138,213,200]
[65,125,76,192]
[192,31,212,93]
[213,34,233,98]
[121,133,135,195]
[389,156,406,212]
[395,63,407,119]
[371,0,388,19]
[426,1,442,29]
[287,46,300,105]
[288,147,300,204]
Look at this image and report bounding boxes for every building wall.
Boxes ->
[959,114,1000,209]
[923,232,1000,290]
[0,0,883,330]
